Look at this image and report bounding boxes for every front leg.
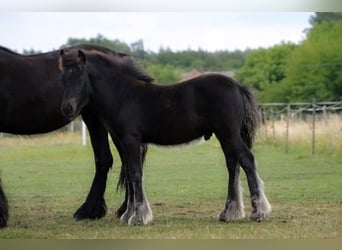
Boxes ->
[0,181,9,228]
[74,111,113,220]
[116,143,148,218]
[119,137,153,225]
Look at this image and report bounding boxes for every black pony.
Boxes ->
[0,45,143,228]
[59,49,272,225]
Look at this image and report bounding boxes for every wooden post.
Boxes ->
[263,108,268,139]
[69,121,74,133]
[285,103,290,153]
[323,105,327,125]
[312,99,316,155]
[271,107,276,146]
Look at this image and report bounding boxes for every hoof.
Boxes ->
[250,212,268,222]
[73,201,107,221]
[128,213,144,226]
[218,200,245,222]
[115,202,127,218]
[0,216,8,228]
[121,202,153,225]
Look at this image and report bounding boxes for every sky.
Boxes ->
[0,12,313,53]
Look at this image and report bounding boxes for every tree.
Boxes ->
[145,64,182,84]
[235,42,297,102]
[62,34,132,55]
[309,12,342,26]
[282,21,342,101]
[22,48,42,55]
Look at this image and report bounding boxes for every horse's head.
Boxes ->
[58,49,90,120]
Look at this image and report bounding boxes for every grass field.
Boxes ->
[0,127,341,239]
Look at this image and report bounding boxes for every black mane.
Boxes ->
[59,44,154,84]
[85,49,154,84]
[0,46,22,55]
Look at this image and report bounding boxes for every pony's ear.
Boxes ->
[77,50,87,69]
[58,49,65,72]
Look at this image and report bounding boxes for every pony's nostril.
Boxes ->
[62,103,74,116]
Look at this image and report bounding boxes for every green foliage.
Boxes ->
[151,47,247,71]
[22,48,42,55]
[309,12,342,26]
[145,63,182,84]
[282,21,342,101]
[62,34,132,54]
[237,19,342,102]
[235,42,297,102]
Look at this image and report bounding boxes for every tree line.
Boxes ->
[236,13,342,102]
[24,12,342,102]
[62,34,248,83]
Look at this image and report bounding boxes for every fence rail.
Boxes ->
[258,100,342,155]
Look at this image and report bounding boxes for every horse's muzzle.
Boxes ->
[61,99,77,119]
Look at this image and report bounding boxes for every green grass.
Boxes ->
[0,132,341,239]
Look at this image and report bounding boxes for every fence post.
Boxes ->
[82,121,87,146]
[271,107,276,146]
[312,98,316,155]
[70,121,74,133]
[323,105,327,125]
[285,103,290,153]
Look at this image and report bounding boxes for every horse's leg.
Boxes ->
[0,179,9,228]
[116,143,148,218]
[120,136,152,225]
[119,181,135,223]
[216,136,245,222]
[120,176,151,225]
[237,142,272,222]
[73,111,113,220]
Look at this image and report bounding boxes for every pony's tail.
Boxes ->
[238,84,261,149]
[0,178,9,228]
[116,164,127,191]
[116,144,148,191]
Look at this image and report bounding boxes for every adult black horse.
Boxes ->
[0,44,148,228]
[58,49,272,225]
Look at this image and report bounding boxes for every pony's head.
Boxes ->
[58,49,90,120]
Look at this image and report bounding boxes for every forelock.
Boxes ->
[61,50,79,67]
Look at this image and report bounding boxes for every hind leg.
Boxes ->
[217,138,245,222]
[238,143,272,221]
[0,180,9,228]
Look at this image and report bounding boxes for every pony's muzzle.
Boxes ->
[61,99,77,119]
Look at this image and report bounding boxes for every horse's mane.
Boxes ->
[81,46,154,84]
[64,44,127,58]
[96,54,154,83]
[0,45,52,57]
[0,46,22,55]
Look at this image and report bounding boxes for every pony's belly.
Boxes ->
[144,127,209,146]
[150,136,205,149]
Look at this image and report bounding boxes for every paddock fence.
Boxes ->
[258,100,342,154]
